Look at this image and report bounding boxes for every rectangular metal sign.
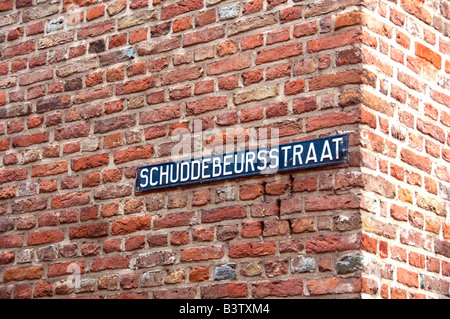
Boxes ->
[135,134,349,192]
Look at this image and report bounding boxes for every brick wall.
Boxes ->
[358,0,450,298]
[0,0,448,299]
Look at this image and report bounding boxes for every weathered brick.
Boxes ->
[12,132,48,148]
[112,216,152,235]
[228,14,277,36]
[183,26,224,46]
[93,185,132,200]
[181,246,224,262]
[306,108,361,132]
[207,54,252,75]
[94,115,136,134]
[161,0,203,20]
[31,161,68,177]
[72,153,109,171]
[19,68,53,86]
[51,192,90,209]
[36,96,71,113]
[28,230,63,246]
[234,85,278,105]
[229,241,276,258]
[307,277,361,295]
[201,282,247,299]
[154,211,196,230]
[162,66,203,85]
[1,42,35,59]
[116,77,156,95]
[69,222,109,239]
[202,206,246,223]
[256,43,302,65]
[306,234,361,253]
[137,37,180,56]
[186,96,227,115]
[309,69,364,91]
[0,235,24,248]
[306,194,360,211]
[4,265,43,283]
[252,278,303,298]
[91,256,130,272]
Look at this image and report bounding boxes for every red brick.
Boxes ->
[293,96,317,114]
[400,0,432,24]
[294,21,317,38]
[51,192,90,209]
[308,29,361,52]
[263,220,290,237]
[229,241,276,258]
[291,217,315,233]
[241,33,264,51]
[69,222,109,239]
[77,21,114,40]
[415,42,442,69]
[1,42,35,59]
[91,256,130,272]
[252,278,303,298]
[201,283,247,299]
[186,96,227,116]
[111,216,152,235]
[13,198,47,214]
[0,169,27,185]
[161,0,203,20]
[241,221,263,238]
[114,145,153,164]
[202,205,246,223]
[27,230,64,246]
[0,252,14,265]
[12,132,48,147]
[86,4,105,20]
[153,211,195,230]
[181,246,224,262]
[306,109,361,132]
[400,148,432,174]
[4,265,43,283]
[190,266,210,282]
[140,105,180,124]
[256,43,302,65]
[18,68,53,86]
[0,0,13,11]
[183,26,224,46]
[72,153,109,171]
[0,235,24,248]
[106,66,124,82]
[31,161,68,177]
[280,6,303,23]
[207,55,252,75]
[309,69,363,91]
[243,0,263,15]
[195,10,216,27]
[285,79,305,95]
[267,0,286,9]
[94,185,132,200]
[265,179,290,195]
[239,183,264,200]
[116,77,156,95]
[390,204,408,221]
[397,268,419,288]
[162,66,202,85]
[173,17,192,33]
[307,277,361,295]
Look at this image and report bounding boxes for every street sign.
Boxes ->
[135,134,349,192]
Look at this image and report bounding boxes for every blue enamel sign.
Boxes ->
[135,134,349,192]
